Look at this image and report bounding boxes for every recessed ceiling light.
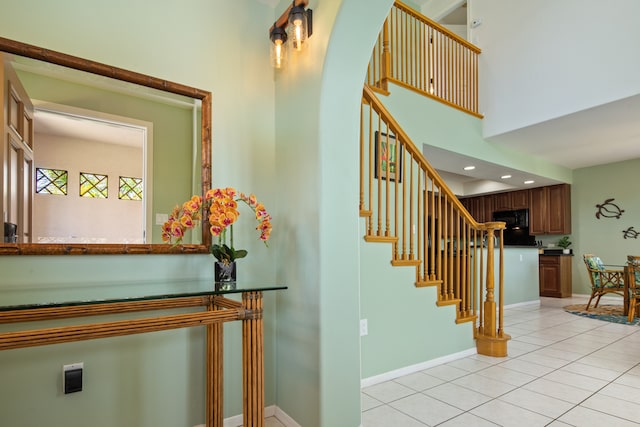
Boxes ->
[524,180,535,184]
[501,175,512,179]
[463,166,475,171]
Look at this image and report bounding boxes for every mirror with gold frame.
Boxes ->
[0,36,211,255]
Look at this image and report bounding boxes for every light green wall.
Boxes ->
[0,254,283,426]
[1,0,402,425]
[499,248,540,305]
[359,220,474,378]
[359,231,539,380]
[571,158,640,294]
[0,1,579,426]
[0,0,279,425]
[382,84,573,184]
[272,0,395,425]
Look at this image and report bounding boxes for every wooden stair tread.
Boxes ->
[456,315,477,324]
[391,259,421,267]
[436,299,461,307]
[364,235,398,243]
[415,280,443,288]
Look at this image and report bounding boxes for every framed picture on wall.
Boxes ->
[374,131,402,182]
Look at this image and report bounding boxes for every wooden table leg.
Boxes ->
[207,301,224,427]
[624,266,630,316]
[242,291,264,427]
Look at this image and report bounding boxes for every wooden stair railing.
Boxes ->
[360,85,509,356]
[366,1,482,118]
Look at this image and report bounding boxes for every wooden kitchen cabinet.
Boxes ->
[548,184,571,234]
[494,192,512,211]
[492,190,528,211]
[461,195,495,223]
[539,255,572,297]
[529,184,571,235]
[482,194,495,223]
[460,184,568,233]
[511,190,529,209]
[529,187,547,235]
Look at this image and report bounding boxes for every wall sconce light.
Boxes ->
[288,2,313,51]
[269,0,313,68]
[270,25,288,69]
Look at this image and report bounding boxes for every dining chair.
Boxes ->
[582,253,625,311]
[626,255,640,322]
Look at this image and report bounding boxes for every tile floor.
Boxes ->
[361,296,640,426]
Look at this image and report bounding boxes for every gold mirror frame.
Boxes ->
[0,37,211,255]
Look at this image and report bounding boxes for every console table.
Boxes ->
[0,281,286,427]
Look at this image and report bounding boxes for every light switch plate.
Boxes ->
[360,319,368,336]
[155,213,169,225]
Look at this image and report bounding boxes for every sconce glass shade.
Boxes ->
[288,5,308,51]
[270,26,288,69]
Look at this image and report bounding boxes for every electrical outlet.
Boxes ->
[360,319,368,337]
[63,362,83,394]
[519,254,523,262]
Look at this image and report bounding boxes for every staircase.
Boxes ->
[359,1,508,357]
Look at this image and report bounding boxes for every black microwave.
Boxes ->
[492,209,529,229]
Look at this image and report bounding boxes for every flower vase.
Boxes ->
[214,261,236,290]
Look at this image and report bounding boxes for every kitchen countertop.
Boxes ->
[539,248,574,256]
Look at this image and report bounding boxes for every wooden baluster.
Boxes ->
[435,187,440,282]
[359,102,365,214]
[367,104,373,234]
[417,171,423,280]
[498,228,505,336]
[407,154,413,260]
[381,17,390,92]
[384,123,391,240]
[376,116,382,236]
[394,134,400,259]
[393,8,399,81]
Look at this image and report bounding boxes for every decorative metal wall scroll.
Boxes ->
[595,198,624,219]
[595,198,636,240]
[623,227,639,239]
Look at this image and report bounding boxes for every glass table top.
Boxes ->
[0,280,287,311]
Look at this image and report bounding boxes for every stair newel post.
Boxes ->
[475,222,510,357]
[381,17,390,92]
[484,223,497,336]
[498,226,505,336]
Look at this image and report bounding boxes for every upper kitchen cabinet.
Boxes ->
[511,190,529,210]
[461,194,494,224]
[494,189,529,211]
[529,184,571,235]
[494,192,512,211]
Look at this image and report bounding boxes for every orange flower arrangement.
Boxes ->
[162,187,272,262]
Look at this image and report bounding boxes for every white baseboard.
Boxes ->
[504,299,540,309]
[194,405,298,427]
[274,406,302,427]
[360,347,477,388]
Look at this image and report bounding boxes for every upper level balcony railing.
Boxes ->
[367,1,482,118]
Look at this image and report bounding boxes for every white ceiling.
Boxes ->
[488,94,640,170]
[414,1,640,195]
[34,110,144,148]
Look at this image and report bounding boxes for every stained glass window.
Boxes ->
[80,172,108,198]
[35,168,68,195]
[118,176,143,201]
